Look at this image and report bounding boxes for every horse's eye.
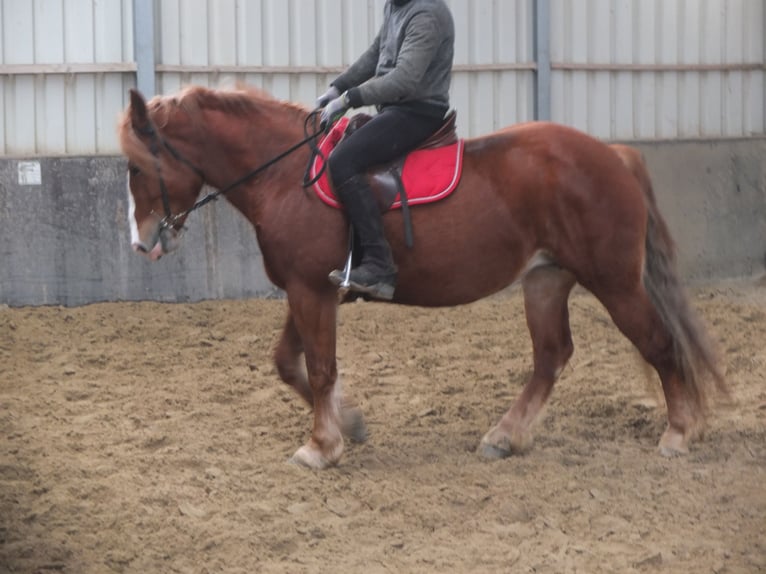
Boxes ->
[128,164,141,177]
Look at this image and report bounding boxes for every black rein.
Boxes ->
[138,108,328,231]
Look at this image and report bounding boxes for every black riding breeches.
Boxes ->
[327,107,445,187]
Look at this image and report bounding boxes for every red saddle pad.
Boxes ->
[311,118,464,209]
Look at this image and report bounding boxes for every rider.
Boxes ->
[318,0,455,301]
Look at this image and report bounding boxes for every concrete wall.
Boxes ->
[1,138,764,307]
[633,138,766,282]
[0,157,277,307]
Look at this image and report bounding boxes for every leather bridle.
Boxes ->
[133,109,328,232]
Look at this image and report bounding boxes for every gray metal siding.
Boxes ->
[0,0,764,155]
[1,0,133,155]
[550,0,765,139]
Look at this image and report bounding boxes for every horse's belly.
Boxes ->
[393,246,549,307]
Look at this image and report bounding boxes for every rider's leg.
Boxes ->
[327,107,443,299]
[329,174,398,300]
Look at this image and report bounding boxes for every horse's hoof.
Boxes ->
[289,445,336,470]
[341,407,368,443]
[658,445,687,458]
[478,441,512,460]
[658,428,689,457]
[479,426,531,459]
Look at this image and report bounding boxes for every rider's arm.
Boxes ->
[346,12,444,108]
[331,33,381,94]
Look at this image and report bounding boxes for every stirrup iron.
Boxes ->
[332,225,354,294]
[339,248,353,288]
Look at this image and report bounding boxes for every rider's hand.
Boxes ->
[320,93,350,130]
[316,86,340,108]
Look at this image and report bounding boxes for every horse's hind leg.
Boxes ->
[479,265,576,458]
[594,286,699,455]
[273,309,367,447]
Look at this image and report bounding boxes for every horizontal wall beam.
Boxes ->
[3,62,759,77]
[0,63,137,74]
[552,62,766,72]
[154,63,539,74]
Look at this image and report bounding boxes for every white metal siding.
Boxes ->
[155,1,391,106]
[550,0,765,139]
[1,0,133,155]
[449,0,535,137]
[151,0,534,137]
[1,0,764,155]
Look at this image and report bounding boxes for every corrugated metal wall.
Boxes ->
[449,0,536,136]
[0,0,134,155]
[153,0,536,138]
[1,0,764,155]
[550,0,766,139]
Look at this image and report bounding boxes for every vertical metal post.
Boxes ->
[533,0,551,121]
[133,0,156,97]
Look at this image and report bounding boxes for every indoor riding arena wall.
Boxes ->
[1,0,764,307]
[0,137,764,307]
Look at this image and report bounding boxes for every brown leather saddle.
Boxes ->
[340,110,458,247]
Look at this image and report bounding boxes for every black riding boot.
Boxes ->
[328,175,397,300]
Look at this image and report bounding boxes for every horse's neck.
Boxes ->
[199,112,302,178]
[197,110,309,222]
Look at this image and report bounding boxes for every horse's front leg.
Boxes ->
[273,312,313,404]
[281,289,360,469]
[274,310,367,450]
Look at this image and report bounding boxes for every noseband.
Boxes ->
[135,109,327,232]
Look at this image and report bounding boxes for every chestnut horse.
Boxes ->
[119,86,726,469]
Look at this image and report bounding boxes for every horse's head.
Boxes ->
[120,89,206,260]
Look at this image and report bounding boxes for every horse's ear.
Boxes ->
[129,89,150,132]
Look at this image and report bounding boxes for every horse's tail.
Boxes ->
[611,144,729,416]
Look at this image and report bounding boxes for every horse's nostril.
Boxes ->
[133,243,148,254]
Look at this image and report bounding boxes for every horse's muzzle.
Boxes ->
[131,224,183,261]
